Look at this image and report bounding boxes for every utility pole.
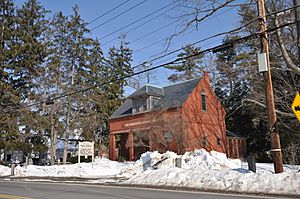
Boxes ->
[257,0,284,173]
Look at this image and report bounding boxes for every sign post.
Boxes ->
[78,141,94,166]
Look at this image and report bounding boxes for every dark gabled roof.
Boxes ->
[110,77,201,119]
[226,130,245,138]
[128,85,164,99]
[110,99,132,119]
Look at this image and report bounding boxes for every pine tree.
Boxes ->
[105,37,133,107]
[165,44,204,82]
[0,0,49,161]
[60,5,96,164]
[0,0,20,155]
[43,11,70,165]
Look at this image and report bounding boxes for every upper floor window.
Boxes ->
[217,138,221,146]
[201,91,207,111]
[202,136,207,147]
[133,97,148,113]
[151,96,161,109]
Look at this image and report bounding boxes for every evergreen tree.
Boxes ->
[0,0,20,154]
[165,44,204,82]
[61,5,94,164]
[0,0,49,160]
[105,37,133,105]
[43,11,70,165]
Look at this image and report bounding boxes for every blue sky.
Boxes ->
[15,0,242,94]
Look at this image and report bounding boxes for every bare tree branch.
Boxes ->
[274,15,300,75]
[165,0,236,50]
[243,98,295,117]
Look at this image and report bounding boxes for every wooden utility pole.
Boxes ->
[257,0,284,173]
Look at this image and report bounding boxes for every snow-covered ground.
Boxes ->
[0,149,299,196]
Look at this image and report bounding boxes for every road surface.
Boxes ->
[0,181,285,199]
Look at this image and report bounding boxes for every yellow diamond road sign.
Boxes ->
[292,92,300,122]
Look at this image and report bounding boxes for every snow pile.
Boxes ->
[181,149,241,170]
[121,149,241,178]
[0,165,10,176]
[0,149,299,195]
[125,150,300,195]
[119,151,180,178]
[14,158,131,178]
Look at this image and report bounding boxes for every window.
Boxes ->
[201,91,207,111]
[151,97,161,109]
[164,132,173,143]
[202,136,207,147]
[217,138,221,146]
[133,98,148,113]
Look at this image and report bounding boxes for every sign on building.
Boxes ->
[78,141,94,164]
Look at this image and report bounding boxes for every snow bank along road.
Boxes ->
[0,181,285,199]
[1,149,299,196]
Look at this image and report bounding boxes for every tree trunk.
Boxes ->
[293,0,300,62]
[62,132,69,164]
[50,111,56,165]
[62,102,71,165]
[62,60,75,165]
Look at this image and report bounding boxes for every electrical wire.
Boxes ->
[129,20,180,45]
[101,2,183,47]
[4,4,300,112]
[133,2,300,61]
[2,27,268,111]
[266,3,300,18]
[91,0,148,31]
[131,16,259,71]
[134,6,236,53]
[88,0,130,25]
[101,1,227,47]
[99,0,180,40]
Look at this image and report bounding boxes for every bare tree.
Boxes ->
[282,142,300,166]
[129,108,188,154]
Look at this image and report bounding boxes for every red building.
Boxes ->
[109,73,246,161]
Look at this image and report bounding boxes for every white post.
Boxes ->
[78,143,81,166]
[92,141,94,168]
[25,156,28,169]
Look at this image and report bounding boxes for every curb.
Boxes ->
[0,177,299,198]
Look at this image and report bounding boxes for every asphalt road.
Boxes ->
[0,181,286,199]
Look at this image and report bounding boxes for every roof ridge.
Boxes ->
[163,76,201,88]
[144,84,163,89]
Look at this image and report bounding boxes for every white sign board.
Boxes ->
[78,141,94,165]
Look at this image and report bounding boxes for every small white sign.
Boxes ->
[78,141,94,165]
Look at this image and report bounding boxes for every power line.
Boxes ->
[88,0,130,25]
[8,22,289,112]
[266,3,300,17]
[131,16,259,71]
[91,0,148,31]
[2,12,257,112]
[101,1,225,47]
[102,2,299,51]
[99,0,180,40]
[101,2,183,47]
[5,3,300,111]
[146,38,223,65]
[134,38,166,53]
[100,1,247,47]
[129,20,180,45]
[134,6,236,53]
